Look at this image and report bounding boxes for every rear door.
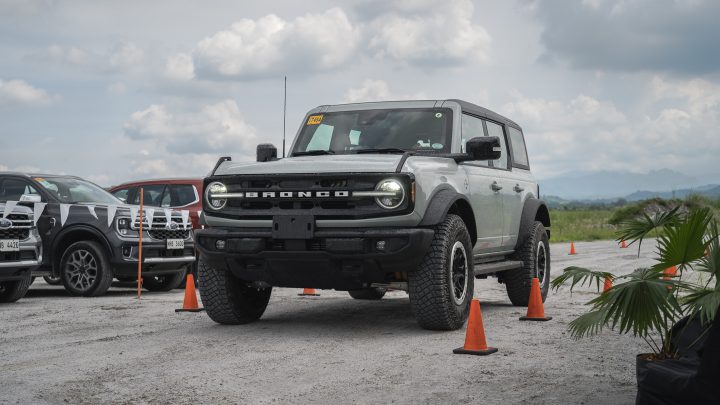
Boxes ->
[460,113,504,253]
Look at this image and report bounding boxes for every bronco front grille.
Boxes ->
[0,213,32,240]
[205,173,414,220]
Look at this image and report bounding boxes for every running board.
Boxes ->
[473,260,523,275]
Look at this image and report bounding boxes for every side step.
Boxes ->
[473,260,523,276]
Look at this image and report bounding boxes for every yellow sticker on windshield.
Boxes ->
[33,177,45,182]
[307,115,323,125]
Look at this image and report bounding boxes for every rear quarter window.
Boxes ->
[171,184,198,206]
[508,127,529,168]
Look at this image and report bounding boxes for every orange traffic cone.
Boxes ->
[520,278,552,321]
[298,288,320,296]
[620,240,628,249]
[453,299,498,356]
[175,274,204,312]
[663,266,677,281]
[603,276,613,293]
[569,242,577,255]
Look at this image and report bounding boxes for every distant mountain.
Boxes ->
[625,184,720,201]
[539,169,710,200]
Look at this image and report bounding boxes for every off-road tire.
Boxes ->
[198,259,271,324]
[142,269,186,292]
[0,272,33,303]
[60,241,113,297]
[502,221,550,306]
[43,275,63,285]
[348,287,387,300]
[408,214,474,330]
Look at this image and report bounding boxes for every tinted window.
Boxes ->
[132,185,166,206]
[461,114,488,167]
[0,179,40,202]
[172,184,197,206]
[508,127,529,167]
[485,121,508,170]
[33,177,118,204]
[112,188,131,203]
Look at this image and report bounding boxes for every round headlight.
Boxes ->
[375,179,405,209]
[206,182,228,210]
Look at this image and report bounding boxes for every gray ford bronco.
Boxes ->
[195,100,551,330]
[0,202,42,303]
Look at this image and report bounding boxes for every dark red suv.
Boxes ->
[109,178,204,230]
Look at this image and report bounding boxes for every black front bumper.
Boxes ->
[111,240,196,277]
[0,265,31,281]
[195,227,434,290]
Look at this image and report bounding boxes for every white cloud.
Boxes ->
[193,8,361,79]
[109,42,144,72]
[0,78,53,105]
[502,92,626,130]
[45,45,88,65]
[343,79,427,103]
[368,0,491,65]
[165,52,195,80]
[123,99,258,153]
[107,82,127,95]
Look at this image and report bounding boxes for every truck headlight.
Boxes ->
[116,217,138,237]
[206,182,228,210]
[375,179,405,209]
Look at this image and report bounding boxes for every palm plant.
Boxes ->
[552,207,719,358]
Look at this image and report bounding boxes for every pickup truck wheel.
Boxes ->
[408,214,473,330]
[503,221,550,306]
[0,272,33,303]
[198,259,271,325]
[60,241,113,297]
[43,275,62,285]
[348,287,387,300]
[142,270,186,292]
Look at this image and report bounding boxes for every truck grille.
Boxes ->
[206,173,414,220]
[131,215,191,240]
[0,213,32,240]
[148,229,190,240]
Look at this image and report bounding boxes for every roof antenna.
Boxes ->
[282,75,287,158]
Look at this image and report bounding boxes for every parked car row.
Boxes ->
[0,172,204,302]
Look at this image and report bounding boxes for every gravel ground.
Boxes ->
[0,240,658,405]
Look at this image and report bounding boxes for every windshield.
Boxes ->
[291,108,453,156]
[34,176,122,204]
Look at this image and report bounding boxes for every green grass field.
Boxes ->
[549,209,618,243]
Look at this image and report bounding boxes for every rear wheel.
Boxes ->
[43,275,62,285]
[143,270,186,292]
[198,259,271,324]
[60,241,113,297]
[502,221,550,306]
[0,272,33,303]
[348,287,387,300]
[408,214,473,330]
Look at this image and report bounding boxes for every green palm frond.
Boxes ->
[568,308,609,339]
[682,287,720,325]
[616,206,680,256]
[551,266,614,293]
[584,268,681,338]
[653,208,713,273]
[695,220,720,283]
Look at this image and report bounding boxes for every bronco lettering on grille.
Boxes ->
[245,191,350,198]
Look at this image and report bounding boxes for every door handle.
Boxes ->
[491,182,502,192]
[514,184,524,193]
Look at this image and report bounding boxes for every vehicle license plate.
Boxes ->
[0,240,20,252]
[166,239,184,250]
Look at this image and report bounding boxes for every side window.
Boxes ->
[132,185,166,206]
[485,120,508,170]
[171,184,198,206]
[0,179,40,202]
[508,127,529,168]
[461,113,489,167]
[112,187,131,203]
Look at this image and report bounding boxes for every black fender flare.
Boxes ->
[514,198,551,250]
[51,224,114,272]
[419,187,477,245]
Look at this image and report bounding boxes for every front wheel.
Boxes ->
[502,221,550,306]
[0,272,33,303]
[143,270,186,292]
[43,275,63,285]
[60,241,113,297]
[408,214,474,330]
[198,259,271,325]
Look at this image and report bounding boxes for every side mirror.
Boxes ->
[19,194,42,203]
[256,143,278,162]
[466,136,501,161]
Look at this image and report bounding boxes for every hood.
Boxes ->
[216,154,403,176]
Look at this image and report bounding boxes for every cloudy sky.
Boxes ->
[1,0,719,186]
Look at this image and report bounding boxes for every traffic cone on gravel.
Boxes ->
[453,299,497,356]
[175,274,204,312]
[620,240,628,249]
[603,276,613,293]
[520,278,552,321]
[298,288,320,296]
[663,266,677,281]
[569,242,577,255]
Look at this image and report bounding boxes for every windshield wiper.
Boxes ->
[354,148,407,154]
[293,150,336,156]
